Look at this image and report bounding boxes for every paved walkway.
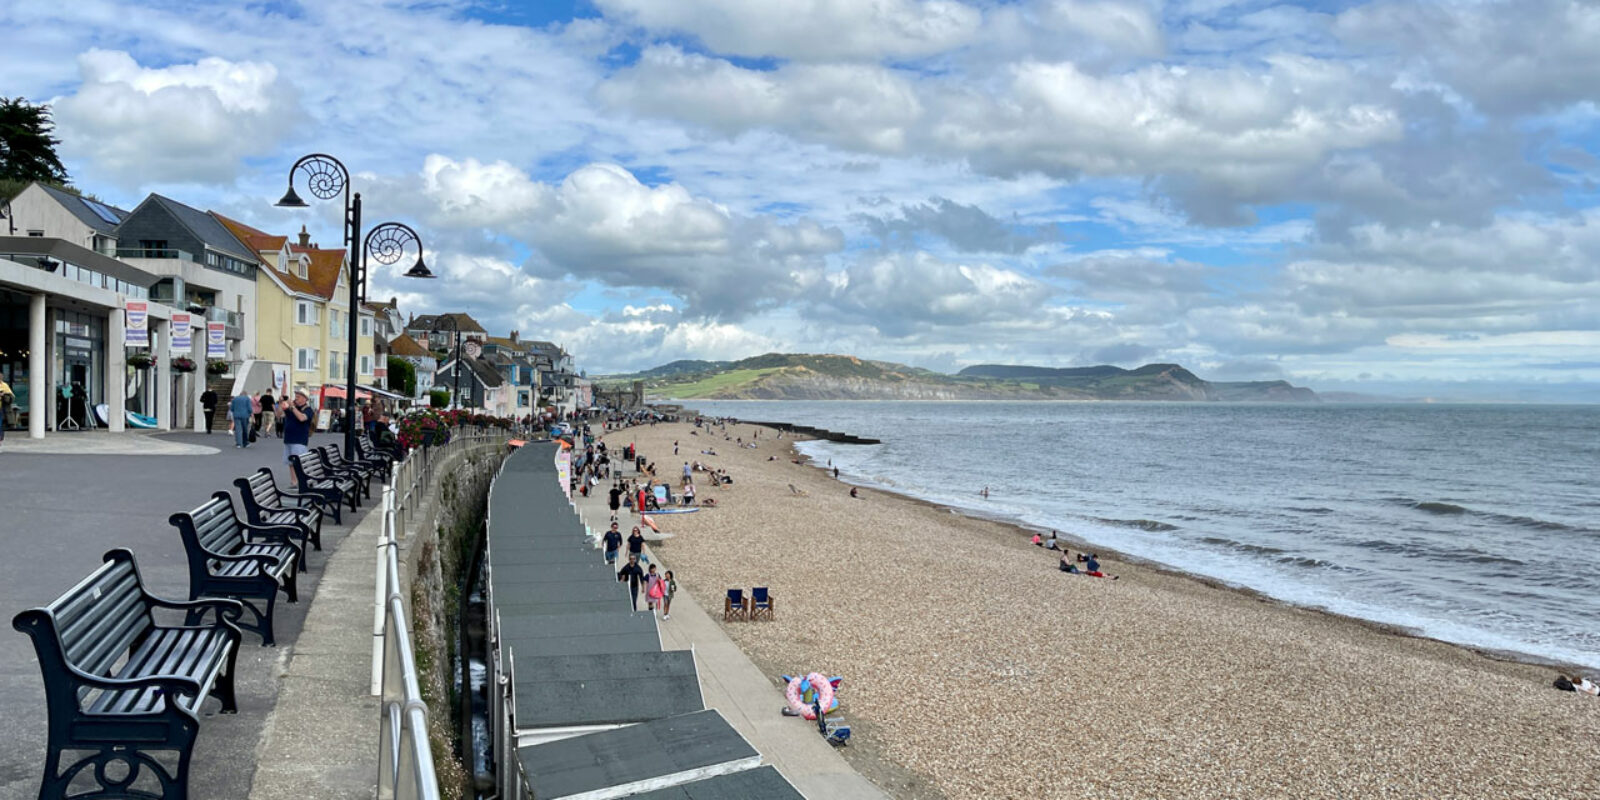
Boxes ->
[1,427,221,455]
[0,430,369,799]
[572,450,888,800]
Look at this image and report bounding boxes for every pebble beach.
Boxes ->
[603,421,1600,800]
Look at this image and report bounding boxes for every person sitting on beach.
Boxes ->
[849,487,859,498]
[1031,533,1042,547]
[1059,552,1080,573]
[1082,554,1120,579]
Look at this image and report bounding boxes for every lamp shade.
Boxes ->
[275,186,308,208]
[403,257,435,279]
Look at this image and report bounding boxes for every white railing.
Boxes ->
[377,484,440,800]
[371,427,512,800]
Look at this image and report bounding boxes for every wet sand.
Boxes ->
[602,421,1600,799]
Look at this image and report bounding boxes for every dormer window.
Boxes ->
[296,257,308,280]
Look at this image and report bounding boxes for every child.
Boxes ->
[661,570,677,620]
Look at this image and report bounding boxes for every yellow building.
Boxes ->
[214,216,375,404]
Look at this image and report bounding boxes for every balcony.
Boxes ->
[205,306,246,340]
[116,247,196,262]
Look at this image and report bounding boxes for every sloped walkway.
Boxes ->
[572,463,888,800]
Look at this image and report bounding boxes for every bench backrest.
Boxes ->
[170,493,247,558]
[294,451,328,480]
[239,469,276,505]
[12,550,153,695]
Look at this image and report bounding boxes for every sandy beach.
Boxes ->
[600,420,1600,799]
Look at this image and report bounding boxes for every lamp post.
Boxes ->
[276,154,432,458]
[431,315,463,410]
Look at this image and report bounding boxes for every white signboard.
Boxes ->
[206,322,226,358]
[125,301,148,346]
[170,313,192,352]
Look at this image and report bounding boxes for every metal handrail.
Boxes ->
[373,428,509,800]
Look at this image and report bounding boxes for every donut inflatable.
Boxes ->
[783,673,840,720]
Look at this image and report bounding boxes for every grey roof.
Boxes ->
[38,184,130,234]
[515,651,702,726]
[0,235,159,288]
[134,194,256,260]
[440,356,506,389]
[518,710,759,800]
[626,766,804,800]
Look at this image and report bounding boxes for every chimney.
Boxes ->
[510,330,518,343]
[297,225,310,247]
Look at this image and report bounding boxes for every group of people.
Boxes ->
[1554,673,1599,695]
[1032,531,1119,579]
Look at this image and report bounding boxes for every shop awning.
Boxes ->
[319,384,372,401]
[359,384,408,400]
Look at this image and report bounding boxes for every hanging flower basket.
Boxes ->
[206,360,231,375]
[171,356,197,373]
[127,353,155,369]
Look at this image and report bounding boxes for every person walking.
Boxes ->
[608,484,622,516]
[602,523,622,566]
[258,391,276,438]
[229,391,254,448]
[0,376,12,449]
[660,570,677,620]
[645,564,664,615]
[617,554,646,611]
[200,388,218,434]
[626,526,646,561]
[249,391,264,437]
[279,389,313,486]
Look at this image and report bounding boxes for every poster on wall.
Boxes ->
[272,365,290,396]
[170,313,192,352]
[206,322,226,358]
[125,301,149,346]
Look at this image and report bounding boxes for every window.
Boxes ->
[359,355,372,375]
[329,309,345,337]
[360,316,372,337]
[27,229,44,237]
[329,351,343,378]
[206,251,221,267]
[296,301,319,325]
[296,348,318,371]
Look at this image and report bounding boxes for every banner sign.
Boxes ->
[125,301,149,346]
[170,313,192,352]
[272,365,290,396]
[206,322,226,358]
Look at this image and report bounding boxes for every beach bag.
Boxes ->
[1554,677,1575,691]
[249,430,258,443]
[648,581,664,600]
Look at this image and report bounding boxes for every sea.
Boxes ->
[682,401,1600,670]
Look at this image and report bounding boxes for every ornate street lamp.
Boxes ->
[275,153,429,457]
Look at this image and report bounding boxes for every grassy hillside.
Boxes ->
[596,353,1319,402]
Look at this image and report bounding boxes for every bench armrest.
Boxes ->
[144,594,246,624]
[243,521,305,542]
[205,551,289,571]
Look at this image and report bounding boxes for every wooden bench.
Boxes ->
[311,445,372,501]
[289,451,358,521]
[169,493,301,646]
[233,468,325,554]
[12,548,243,800]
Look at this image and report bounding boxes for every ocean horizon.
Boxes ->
[683,400,1600,671]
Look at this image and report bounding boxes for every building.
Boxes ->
[365,297,405,389]
[435,354,508,414]
[1,235,193,438]
[405,312,488,355]
[2,181,129,255]
[114,194,256,365]
[385,333,436,403]
[211,215,375,408]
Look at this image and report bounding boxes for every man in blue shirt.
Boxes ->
[229,392,254,448]
[279,389,313,486]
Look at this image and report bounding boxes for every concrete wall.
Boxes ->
[5,184,102,249]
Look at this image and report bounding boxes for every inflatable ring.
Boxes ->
[784,672,837,720]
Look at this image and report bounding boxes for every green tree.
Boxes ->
[428,389,450,408]
[386,356,417,396]
[0,98,69,184]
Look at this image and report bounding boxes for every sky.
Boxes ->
[3,0,1598,400]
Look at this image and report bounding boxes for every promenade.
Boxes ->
[0,429,374,799]
[572,433,888,799]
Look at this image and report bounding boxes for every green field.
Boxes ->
[658,367,786,398]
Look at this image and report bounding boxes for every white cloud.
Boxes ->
[52,49,297,185]
[594,0,982,61]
